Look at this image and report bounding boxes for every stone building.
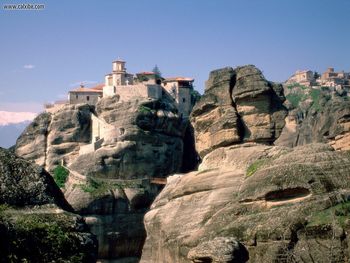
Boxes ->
[162,77,194,117]
[286,70,314,86]
[70,58,196,155]
[320,67,350,87]
[102,60,194,117]
[68,84,103,105]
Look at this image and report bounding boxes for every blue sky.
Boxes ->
[0,0,349,112]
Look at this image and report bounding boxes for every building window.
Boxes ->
[114,87,116,93]
[182,98,186,103]
[119,128,125,135]
[76,94,78,99]
[87,96,90,101]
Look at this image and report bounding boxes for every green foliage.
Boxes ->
[138,105,152,114]
[286,83,307,90]
[308,201,350,227]
[1,214,87,262]
[53,165,69,188]
[246,159,268,177]
[152,64,162,77]
[80,178,140,197]
[309,89,321,111]
[190,90,201,105]
[286,93,307,108]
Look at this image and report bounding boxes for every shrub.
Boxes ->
[53,165,69,188]
[246,159,268,177]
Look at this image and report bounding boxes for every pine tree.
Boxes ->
[152,65,162,77]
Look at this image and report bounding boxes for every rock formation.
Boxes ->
[0,147,97,262]
[190,65,287,158]
[141,66,350,263]
[141,143,350,263]
[276,84,350,151]
[15,104,93,171]
[69,96,186,179]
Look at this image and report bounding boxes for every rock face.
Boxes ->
[0,147,97,262]
[141,143,350,263]
[190,65,287,158]
[276,85,350,151]
[15,104,93,171]
[62,96,188,261]
[69,96,185,179]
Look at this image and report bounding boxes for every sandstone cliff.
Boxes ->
[15,104,93,171]
[141,66,350,263]
[190,65,287,158]
[276,84,350,151]
[141,143,350,263]
[0,147,97,262]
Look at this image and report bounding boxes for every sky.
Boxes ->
[0,0,349,113]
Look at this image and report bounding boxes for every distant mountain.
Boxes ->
[0,111,37,149]
[0,121,31,148]
[0,111,37,126]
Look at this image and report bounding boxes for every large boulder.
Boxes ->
[0,147,97,262]
[190,65,287,158]
[69,96,186,179]
[141,143,350,263]
[15,104,93,171]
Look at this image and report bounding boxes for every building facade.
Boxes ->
[68,84,103,105]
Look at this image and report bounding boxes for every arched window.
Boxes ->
[87,96,90,101]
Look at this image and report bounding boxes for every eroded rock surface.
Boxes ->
[141,143,350,263]
[190,65,287,158]
[0,147,97,262]
[15,104,93,171]
[276,85,350,151]
[69,96,186,179]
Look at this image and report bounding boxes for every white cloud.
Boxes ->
[0,111,37,126]
[69,80,97,87]
[0,102,43,113]
[23,64,35,69]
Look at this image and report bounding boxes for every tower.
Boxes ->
[112,59,126,86]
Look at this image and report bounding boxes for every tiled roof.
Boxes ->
[164,77,194,82]
[69,84,104,93]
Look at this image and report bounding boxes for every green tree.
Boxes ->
[152,65,162,77]
[314,71,320,80]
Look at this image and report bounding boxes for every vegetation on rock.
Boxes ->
[53,165,69,188]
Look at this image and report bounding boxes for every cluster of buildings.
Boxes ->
[286,67,350,91]
[66,59,195,118]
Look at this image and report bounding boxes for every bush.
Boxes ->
[53,165,69,188]
[246,159,268,177]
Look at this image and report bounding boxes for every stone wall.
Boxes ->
[69,91,101,105]
[103,84,162,101]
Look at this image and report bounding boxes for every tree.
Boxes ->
[152,65,162,77]
[314,71,320,80]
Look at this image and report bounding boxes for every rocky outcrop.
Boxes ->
[190,65,287,158]
[15,104,93,171]
[69,96,186,179]
[0,147,97,262]
[15,112,51,166]
[62,96,188,261]
[276,85,350,151]
[141,143,350,263]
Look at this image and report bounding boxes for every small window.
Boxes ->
[87,96,90,101]
[182,98,186,103]
[114,87,116,93]
[76,94,78,99]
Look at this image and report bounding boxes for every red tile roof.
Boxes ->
[164,77,194,82]
[70,84,104,93]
